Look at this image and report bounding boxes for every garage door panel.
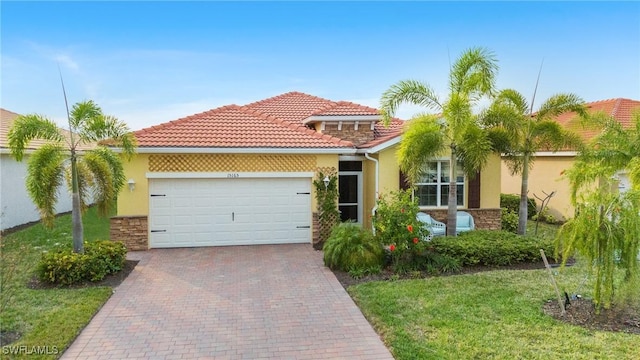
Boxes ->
[149,177,311,248]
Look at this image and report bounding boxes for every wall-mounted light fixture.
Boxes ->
[323,175,330,189]
[127,179,136,192]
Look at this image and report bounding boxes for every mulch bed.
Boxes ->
[332,260,639,335]
[543,298,640,334]
[27,259,139,290]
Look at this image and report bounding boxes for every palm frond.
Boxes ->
[456,124,493,177]
[449,47,498,98]
[80,115,138,159]
[69,100,102,130]
[7,115,65,161]
[396,115,447,184]
[380,79,441,124]
[89,147,127,195]
[26,144,66,226]
[536,93,586,120]
[484,127,513,154]
[531,120,583,152]
[443,92,473,142]
[629,158,640,191]
[82,151,115,217]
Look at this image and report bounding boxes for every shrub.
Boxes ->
[431,230,555,267]
[37,240,127,285]
[532,208,560,224]
[500,193,537,219]
[501,209,519,234]
[323,223,384,272]
[411,249,462,275]
[373,190,427,247]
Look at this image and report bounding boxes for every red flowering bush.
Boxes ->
[373,190,428,271]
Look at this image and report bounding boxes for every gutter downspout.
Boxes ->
[364,152,379,234]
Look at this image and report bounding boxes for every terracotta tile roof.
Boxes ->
[1,108,94,151]
[242,92,336,125]
[134,92,404,149]
[134,104,353,148]
[311,101,380,116]
[555,98,640,141]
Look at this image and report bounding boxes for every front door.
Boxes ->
[338,161,363,224]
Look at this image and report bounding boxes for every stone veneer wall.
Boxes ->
[321,123,375,146]
[110,216,148,251]
[312,212,321,249]
[422,208,502,230]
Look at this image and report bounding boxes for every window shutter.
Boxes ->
[399,170,410,191]
[468,171,481,208]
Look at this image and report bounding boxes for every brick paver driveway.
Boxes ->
[63,245,393,359]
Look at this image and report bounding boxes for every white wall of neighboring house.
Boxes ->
[0,154,73,231]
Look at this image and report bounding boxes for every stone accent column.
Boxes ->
[312,212,322,250]
[110,216,148,251]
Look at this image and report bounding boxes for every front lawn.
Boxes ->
[0,208,114,359]
[349,264,640,359]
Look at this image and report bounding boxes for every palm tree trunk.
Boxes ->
[517,154,530,235]
[447,149,458,236]
[70,154,84,253]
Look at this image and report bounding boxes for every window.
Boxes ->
[414,161,464,207]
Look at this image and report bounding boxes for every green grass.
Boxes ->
[1,207,114,359]
[349,263,640,360]
[526,219,561,240]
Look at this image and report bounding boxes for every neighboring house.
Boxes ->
[501,98,640,221]
[112,92,502,250]
[0,108,93,232]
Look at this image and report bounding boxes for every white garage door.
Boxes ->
[149,177,311,248]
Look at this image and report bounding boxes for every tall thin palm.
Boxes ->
[484,90,586,234]
[8,100,136,253]
[381,47,498,235]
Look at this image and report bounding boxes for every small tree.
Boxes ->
[557,110,640,310]
[381,47,498,235]
[483,89,586,234]
[8,100,136,253]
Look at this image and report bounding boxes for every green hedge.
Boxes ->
[430,230,555,266]
[500,193,537,219]
[37,240,127,285]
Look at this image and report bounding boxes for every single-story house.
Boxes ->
[112,92,502,250]
[501,98,640,221]
[0,108,93,232]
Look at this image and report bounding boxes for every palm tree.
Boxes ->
[8,100,136,253]
[380,47,498,236]
[483,89,586,234]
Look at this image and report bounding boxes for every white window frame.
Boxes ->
[414,160,465,209]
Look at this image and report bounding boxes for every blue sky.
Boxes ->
[2,1,639,131]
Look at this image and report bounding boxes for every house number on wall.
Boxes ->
[227,173,240,178]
